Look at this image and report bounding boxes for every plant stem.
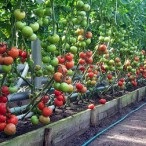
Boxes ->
[1,73,7,87]
[22,77,54,120]
[51,0,56,34]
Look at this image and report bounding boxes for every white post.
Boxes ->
[31,39,42,88]
[31,0,43,89]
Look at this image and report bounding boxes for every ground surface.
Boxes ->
[90,102,146,146]
[66,100,146,146]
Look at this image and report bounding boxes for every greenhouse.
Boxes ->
[0,0,146,145]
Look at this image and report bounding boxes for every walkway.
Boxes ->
[89,104,146,146]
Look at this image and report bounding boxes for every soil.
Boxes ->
[0,82,145,143]
[65,100,146,146]
[89,103,146,146]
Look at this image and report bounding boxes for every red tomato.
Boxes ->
[0,43,7,54]
[65,61,74,69]
[99,99,106,104]
[0,96,8,103]
[4,123,16,135]
[3,56,14,65]
[107,74,112,80]
[76,83,83,90]
[41,95,49,104]
[56,95,64,101]
[54,98,63,107]
[53,72,63,82]
[0,103,7,115]
[88,72,94,78]
[86,51,93,57]
[0,115,6,122]
[65,53,74,61]
[37,102,45,110]
[118,81,123,86]
[7,115,18,125]
[1,86,9,96]
[0,122,6,132]
[8,47,19,59]
[98,44,107,52]
[88,104,95,110]
[42,107,53,117]
[85,31,92,38]
[57,56,65,64]
[54,90,62,96]
[79,52,86,59]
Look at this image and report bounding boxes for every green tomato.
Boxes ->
[72,18,78,24]
[80,41,86,47]
[9,86,18,93]
[48,34,60,44]
[43,18,49,26]
[70,37,76,44]
[117,66,123,71]
[76,0,84,9]
[104,37,110,43]
[67,69,74,76]
[131,68,136,73]
[45,0,51,6]
[83,4,91,11]
[45,65,54,72]
[31,115,39,125]
[14,9,25,20]
[2,65,12,73]
[29,33,37,41]
[53,82,61,90]
[42,56,51,63]
[7,77,15,83]
[99,25,104,31]
[47,44,56,52]
[86,39,91,45]
[15,21,26,30]
[63,43,70,50]
[44,8,52,16]
[34,65,41,71]
[41,42,47,49]
[70,46,78,54]
[22,26,33,37]
[77,11,86,16]
[108,60,115,65]
[109,66,115,71]
[30,22,39,32]
[34,8,44,17]
[60,18,67,25]
[59,82,69,92]
[51,57,59,67]
[36,69,43,77]
[99,36,104,42]
[107,30,112,36]
[37,19,43,26]
[81,20,87,27]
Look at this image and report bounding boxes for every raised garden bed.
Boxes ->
[0,86,145,146]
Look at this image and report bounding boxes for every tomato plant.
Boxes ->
[0,0,145,136]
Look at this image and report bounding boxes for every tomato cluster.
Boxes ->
[0,43,29,73]
[54,90,66,107]
[31,95,51,125]
[0,86,18,135]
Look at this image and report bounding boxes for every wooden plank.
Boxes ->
[138,87,146,101]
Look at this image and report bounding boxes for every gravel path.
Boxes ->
[89,104,146,146]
